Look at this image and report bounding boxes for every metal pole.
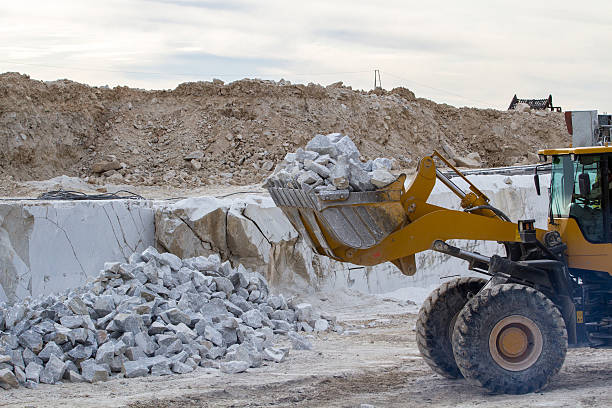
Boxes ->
[435,169,467,199]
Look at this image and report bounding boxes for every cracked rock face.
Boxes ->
[154,195,411,293]
[0,200,154,304]
[0,246,336,388]
[155,196,310,286]
[0,205,34,303]
[264,133,398,193]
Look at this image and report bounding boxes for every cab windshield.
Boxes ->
[550,154,605,243]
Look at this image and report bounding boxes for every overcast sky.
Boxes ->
[1,0,610,111]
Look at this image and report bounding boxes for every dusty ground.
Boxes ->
[2,292,610,408]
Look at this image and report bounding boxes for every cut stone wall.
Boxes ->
[0,200,154,303]
[0,174,550,303]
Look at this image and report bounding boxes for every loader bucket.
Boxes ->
[266,175,408,260]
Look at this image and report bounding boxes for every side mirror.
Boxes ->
[534,173,541,195]
[578,173,591,196]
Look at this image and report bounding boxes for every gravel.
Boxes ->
[0,246,336,388]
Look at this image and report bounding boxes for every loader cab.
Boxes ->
[538,146,612,276]
[550,153,611,243]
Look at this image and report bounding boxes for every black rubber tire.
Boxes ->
[452,283,568,394]
[416,277,487,379]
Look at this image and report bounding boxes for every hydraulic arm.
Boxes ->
[267,152,544,276]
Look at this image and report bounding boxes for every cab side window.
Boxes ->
[569,156,605,243]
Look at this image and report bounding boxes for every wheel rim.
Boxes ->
[489,315,543,371]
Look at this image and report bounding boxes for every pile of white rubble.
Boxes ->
[265,133,397,192]
[0,247,336,389]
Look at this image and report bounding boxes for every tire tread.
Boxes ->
[452,283,568,394]
[416,277,486,379]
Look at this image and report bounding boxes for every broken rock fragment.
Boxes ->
[39,355,66,384]
[370,170,396,188]
[0,369,19,389]
[92,160,122,174]
[305,134,337,157]
[288,331,313,350]
[220,360,249,374]
[123,360,149,378]
[262,347,287,363]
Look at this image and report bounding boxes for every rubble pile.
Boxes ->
[0,247,335,389]
[0,73,569,196]
[265,133,397,192]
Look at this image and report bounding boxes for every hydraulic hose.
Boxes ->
[464,204,512,222]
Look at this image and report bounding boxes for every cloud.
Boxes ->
[143,0,251,11]
[123,51,289,80]
[317,29,467,54]
[0,0,611,111]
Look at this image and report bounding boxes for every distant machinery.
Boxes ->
[565,110,612,147]
[508,94,562,112]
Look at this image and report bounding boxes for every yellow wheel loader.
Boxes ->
[265,114,612,394]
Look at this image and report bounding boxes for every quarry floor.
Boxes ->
[1,291,610,408]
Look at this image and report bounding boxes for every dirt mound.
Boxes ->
[0,73,568,190]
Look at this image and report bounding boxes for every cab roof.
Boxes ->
[538,146,612,156]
